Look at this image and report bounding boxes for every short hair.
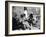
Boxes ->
[24,7,27,10]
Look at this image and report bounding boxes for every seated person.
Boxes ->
[28,14,34,26]
[12,14,25,30]
[20,14,31,30]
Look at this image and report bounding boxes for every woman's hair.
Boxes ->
[24,7,27,10]
[29,14,33,19]
[20,14,25,18]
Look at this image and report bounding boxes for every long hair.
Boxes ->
[29,14,33,19]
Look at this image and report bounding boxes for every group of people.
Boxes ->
[12,7,36,30]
